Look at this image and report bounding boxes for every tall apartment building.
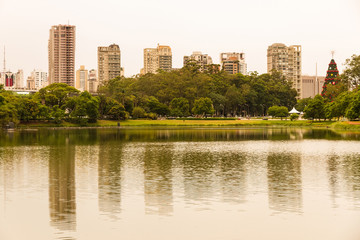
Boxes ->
[220,52,247,75]
[15,69,24,88]
[183,51,213,72]
[98,44,121,84]
[88,69,98,93]
[75,65,88,91]
[143,44,172,74]
[27,76,35,89]
[31,70,48,89]
[267,43,302,97]
[48,24,76,86]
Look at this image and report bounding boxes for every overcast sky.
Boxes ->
[0,0,359,78]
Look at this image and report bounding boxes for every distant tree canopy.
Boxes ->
[99,65,297,117]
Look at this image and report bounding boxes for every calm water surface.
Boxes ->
[0,128,360,240]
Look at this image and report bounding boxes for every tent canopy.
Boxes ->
[289,107,300,114]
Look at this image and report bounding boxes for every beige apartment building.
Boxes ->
[76,65,88,91]
[98,44,121,84]
[267,43,302,97]
[143,44,172,74]
[48,24,76,86]
[301,75,326,99]
[220,52,247,75]
[88,69,98,93]
[183,51,213,72]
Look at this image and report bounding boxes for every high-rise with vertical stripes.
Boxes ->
[48,24,76,86]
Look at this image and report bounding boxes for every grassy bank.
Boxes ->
[17,119,339,128]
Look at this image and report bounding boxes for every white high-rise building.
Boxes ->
[31,70,48,89]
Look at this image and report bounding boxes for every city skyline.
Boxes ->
[0,0,359,79]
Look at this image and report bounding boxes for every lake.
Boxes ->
[0,127,360,240]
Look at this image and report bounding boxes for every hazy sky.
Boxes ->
[0,0,359,78]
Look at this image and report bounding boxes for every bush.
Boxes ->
[290,113,299,121]
[132,107,146,119]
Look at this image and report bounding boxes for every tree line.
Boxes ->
[0,54,359,127]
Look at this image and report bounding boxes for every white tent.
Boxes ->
[289,107,300,114]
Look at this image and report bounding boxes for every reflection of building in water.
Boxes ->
[143,144,174,215]
[182,150,217,202]
[342,154,360,205]
[49,145,76,231]
[267,152,302,213]
[98,144,123,218]
[327,154,340,208]
[219,153,247,204]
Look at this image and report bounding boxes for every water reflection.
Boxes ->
[327,154,340,208]
[267,151,303,213]
[181,143,218,205]
[98,141,123,218]
[219,152,248,204]
[342,154,360,208]
[143,143,174,215]
[48,144,76,232]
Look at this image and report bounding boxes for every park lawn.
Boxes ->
[95,119,333,127]
[18,119,360,129]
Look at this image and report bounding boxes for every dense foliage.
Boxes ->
[1,55,359,126]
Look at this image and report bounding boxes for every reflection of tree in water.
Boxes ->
[267,152,302,213]
[98,143,123,219]
[219,152,247,204]
[143,143,174,216]
[342,154,360,208]
[48,144,76,232]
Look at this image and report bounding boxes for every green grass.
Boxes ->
[17,119,360,130]
[17,119,335,128]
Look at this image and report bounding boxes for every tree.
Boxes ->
[146,96,169,116]
[108,103,128,120]
[0,92,19,127]
[345,90,360,120]
[303,95,325,120]
[321,59,340,101]
[169,97,189,117]
[296,97,312,112]
[66,91,99,123]
[132,106,146,119]
[268,106,289,120]
[37,83,79,109]
[290,113,299,121]
[16,97,40,122]
[343,54,360,89]
[192,97,215,116]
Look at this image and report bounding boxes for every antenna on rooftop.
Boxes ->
[3,46,5,73]
[331,50,335,59]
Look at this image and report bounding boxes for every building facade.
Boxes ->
[88,69,98,93]
[27,76,35,89]
[267,43,302,97]
[143,44,172,74]
[15,69,24,88]
[48,24,76,86]
[183,51,213,72]
[220,52,247,75]
[75,65,88,91]
[98,44,121,84]
[301,75,326,99]
[31,70,48,89]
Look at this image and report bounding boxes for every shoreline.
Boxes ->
[12,119,360,131]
